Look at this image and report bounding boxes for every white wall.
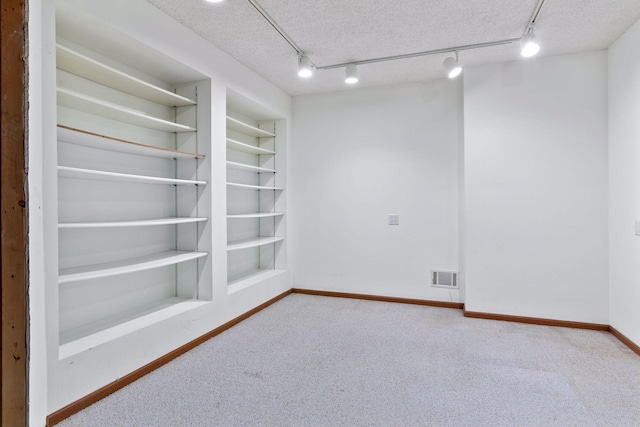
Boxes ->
[28,1,56,424]
[463,51,609,323]
[291,80,462,302]
[609,19,640,345]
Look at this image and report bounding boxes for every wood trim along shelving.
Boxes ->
[58,126,204,159]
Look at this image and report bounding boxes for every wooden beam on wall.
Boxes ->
[0,0,28,425]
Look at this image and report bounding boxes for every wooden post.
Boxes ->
[1,0,28,425]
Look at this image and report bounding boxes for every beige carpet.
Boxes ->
[57,293,640,426]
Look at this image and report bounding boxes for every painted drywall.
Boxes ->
[29,0,292,420]
[291,80,462,302]
[463,51,609,323]
[609,19,640,345]
[28,1,56,424]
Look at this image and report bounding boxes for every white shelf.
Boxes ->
[57,87,196,133]
[227,212,284,219]
[59,217,208,229]
[226,161,275,173]
[58,166,207,186]
[58,126,203,159]
[226,182,283,191]
[226,116,275,138]
[56,44,196,107]
[59,250,208,284]
[227,269,287,293]
[59,298,209,359]
[227,236,284,252]
[226,138,275,155]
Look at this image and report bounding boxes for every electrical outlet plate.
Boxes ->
[635,220,640,236]
[388,214,399,225]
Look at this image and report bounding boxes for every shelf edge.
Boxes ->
[58,125,204,159]
[59,251,208,284]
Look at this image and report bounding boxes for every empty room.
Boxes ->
[4,0,640,425]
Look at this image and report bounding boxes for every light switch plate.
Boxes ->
[388,214,399,225]
[635,221,640,236]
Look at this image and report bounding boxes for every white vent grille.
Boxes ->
[431,271,458,288]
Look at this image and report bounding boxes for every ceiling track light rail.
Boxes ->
[244,0,547,83]
[526,0,548,32]
[245,0,303,56]
[315,38,520,70]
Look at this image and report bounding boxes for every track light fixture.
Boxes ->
[298,55,313,78]
[443,52,462,79]
[245,0,547,83]
[345,64,359,84]
[520,28,540,57]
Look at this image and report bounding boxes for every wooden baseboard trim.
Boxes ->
[609,326,640,356]
[463,310,609,331]
[46,289,292,427]
[291,288,464,309]
[462,311,640,355]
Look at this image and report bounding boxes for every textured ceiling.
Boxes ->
[145,0,640,96]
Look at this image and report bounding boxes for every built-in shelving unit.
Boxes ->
[55,39,211,358]
[226,102,285,284]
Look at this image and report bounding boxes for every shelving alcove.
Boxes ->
[225,95,286,289]
[55,37,212,359]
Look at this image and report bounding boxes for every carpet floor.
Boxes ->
[57,294,640,426]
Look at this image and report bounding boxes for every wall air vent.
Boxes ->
[431,271,458,288]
